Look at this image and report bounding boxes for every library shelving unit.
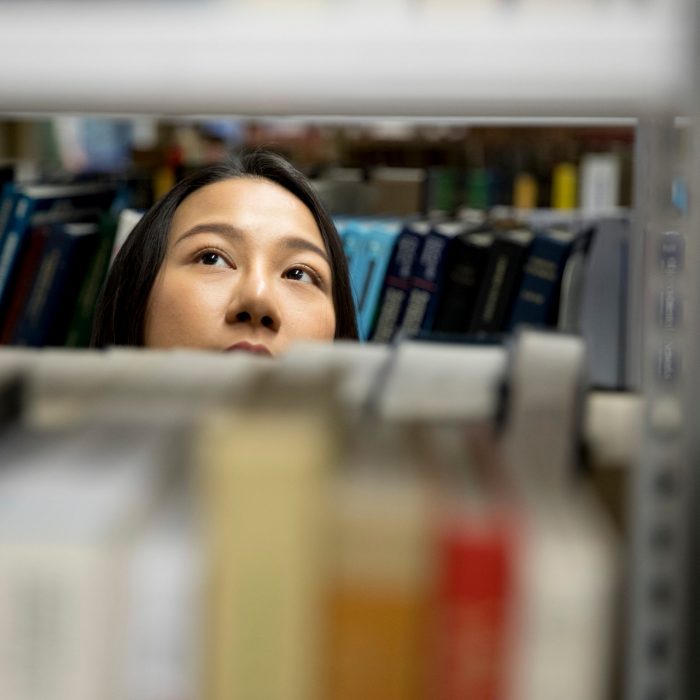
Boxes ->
[0,2,697,700]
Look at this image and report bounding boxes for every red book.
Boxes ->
[0,224,49,344]
[430,505,518,700]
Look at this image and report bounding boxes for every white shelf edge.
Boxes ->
[0,4,691,117]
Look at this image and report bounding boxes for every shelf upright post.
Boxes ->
[682,4,700,698]
[625,109,697,698]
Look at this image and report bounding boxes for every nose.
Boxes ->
[225,267,281,332]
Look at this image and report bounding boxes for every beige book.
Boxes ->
[197,407,336,700]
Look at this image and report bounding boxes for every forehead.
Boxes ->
[169,177,323,242]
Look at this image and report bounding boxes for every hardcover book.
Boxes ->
[12,221,101,347]
[371,221,430,343]
[508,228,576,332]
[0,224,50,343]
[430,230,494,335]
[354,220,402,341]
[469,230,534,334]
[399,221,469,339]
[65,211,120,347]
[0,183,115,323]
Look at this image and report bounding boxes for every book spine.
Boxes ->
[357,227,399,341]
[0,225,49,343]
[430,510,518,700]
[508,237,572,331]
[400,232,450,338]
[12,241,62,346]
[0,183,17,243]
[551,163,578,210]
[325,473,431,700]
[0,539,124,700]
[346,223,373,339]
[512,173,538,210]
[470,242,530,334]
[0,194,34,315]
[13,226,99,347]
[431,240,491,335]
[371,231,423,343]
[199,410,332,700]
[65,214,118,347]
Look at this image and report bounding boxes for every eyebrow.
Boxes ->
[175,222,330,264]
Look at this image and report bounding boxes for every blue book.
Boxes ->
[13,221,101,347]
[507,229,576,332]
[399,221,470,339]
[336,217,368,322]
[370,220,430,343]
[353,220,402,341]
[0,182,115,322]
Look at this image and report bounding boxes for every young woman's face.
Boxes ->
[143,178,336,356]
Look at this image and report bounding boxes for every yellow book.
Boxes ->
[551,163,578,210]
[513,173,538,210]
[197,407,335,700]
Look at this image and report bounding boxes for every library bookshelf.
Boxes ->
[0,2,697,700]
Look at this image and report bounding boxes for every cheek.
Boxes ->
[282,293,336,340]
[144,271,227,347]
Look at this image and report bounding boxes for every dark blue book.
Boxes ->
[469,229,534,334]
[398,221,470,339]
[0,182,115,324]
[370,220,430,343]
[507,229,576,332]
[429,229,494,335]
[12,222,101,347]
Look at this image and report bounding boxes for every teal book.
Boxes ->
[354,220,402,341]
[336,217,367,322]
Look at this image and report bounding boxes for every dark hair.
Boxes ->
[91,151,358,347]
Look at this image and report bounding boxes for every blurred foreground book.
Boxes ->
[0,340,620,700]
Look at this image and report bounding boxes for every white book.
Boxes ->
[121,496,202,700]
[0,424,172,700]
[379,340,507,421]
[579,153,621,216]
[109,208,143,267]
[509,495,618,700]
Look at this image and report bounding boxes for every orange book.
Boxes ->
[325,472,432,700]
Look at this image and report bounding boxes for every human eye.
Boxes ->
[284,265,320,285]
[194,249,231,268]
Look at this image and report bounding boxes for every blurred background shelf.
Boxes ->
[0,1,690,117]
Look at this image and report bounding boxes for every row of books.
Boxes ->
[314,152,624,217]
[338,211,629,387]
[0,173,628,392]
[0,340,620,700]
[0,180,141,349]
